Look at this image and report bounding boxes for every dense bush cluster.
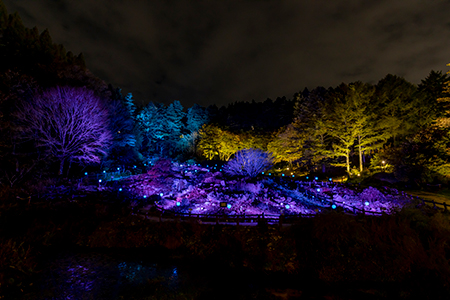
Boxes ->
[224,148,273,177]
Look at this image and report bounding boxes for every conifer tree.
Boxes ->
[374,74,417,145]
[436,63,450,128]
[292,87,329,171]
[186,103,209,133]
[124,92,136,119]
[0,0,8,30]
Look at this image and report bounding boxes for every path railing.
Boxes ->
[134,208,318,226]
[134,203,388,226]
[408,195,449,210]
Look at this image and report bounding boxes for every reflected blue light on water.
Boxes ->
[39,253,179,299]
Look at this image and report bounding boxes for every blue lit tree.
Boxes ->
[164,100,185,155]
[106,97,140,166]
[181,103,209,155]
[137,102,168,156]
[186,104,209,133]
[124,92,136,119]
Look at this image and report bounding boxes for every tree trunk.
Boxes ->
[358,135,363,173]
[66,159,72,177]
[59,159,65,176]
[346,151,350,173]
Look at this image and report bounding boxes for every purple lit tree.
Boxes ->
[224,148,273,177]
[14,86,112,175]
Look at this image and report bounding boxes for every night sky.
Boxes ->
[3,0,450,107]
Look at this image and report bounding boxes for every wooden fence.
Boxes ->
[413,196,449,210]
[134,203,389,227]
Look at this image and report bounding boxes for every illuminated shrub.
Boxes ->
[224,148,273,177]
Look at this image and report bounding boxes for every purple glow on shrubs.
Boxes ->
[122,160,412,217]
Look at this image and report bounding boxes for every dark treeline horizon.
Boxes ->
[1,0,450,186]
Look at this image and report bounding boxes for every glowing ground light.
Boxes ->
[332,204,337,209]
[227,203,232,209]
[285,204,290,209]
[176,202,181,206]
[365,201,370,206]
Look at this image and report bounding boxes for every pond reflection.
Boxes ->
[37,251,179,300]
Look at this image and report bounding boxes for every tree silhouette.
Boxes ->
[14,86,112,175]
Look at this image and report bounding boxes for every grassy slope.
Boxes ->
[407,189,450,206]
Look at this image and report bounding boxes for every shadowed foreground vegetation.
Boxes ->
[1,191,450,299]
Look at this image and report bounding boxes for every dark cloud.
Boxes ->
[3,0,450,108]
